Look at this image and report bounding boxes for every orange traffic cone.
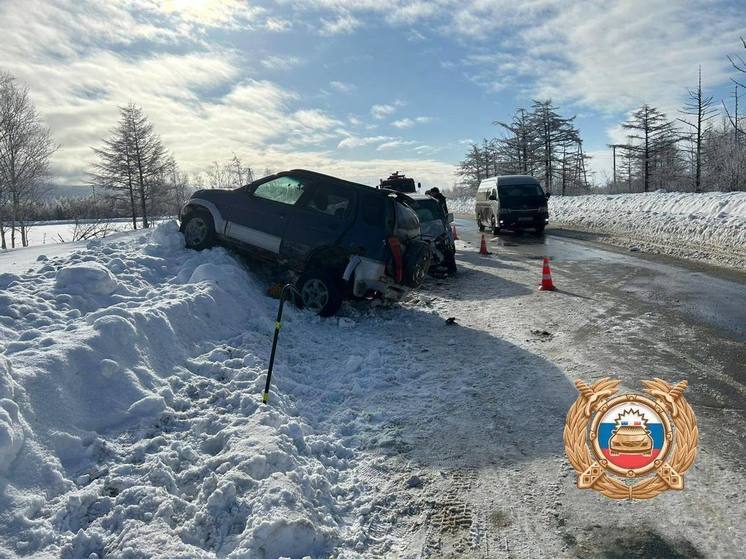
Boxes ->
[452,224,459,240]
[539,257,556,291]
[479,234,490,255]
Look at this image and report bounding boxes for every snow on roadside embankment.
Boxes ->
[0,222,390,558]
[451,192,746,268]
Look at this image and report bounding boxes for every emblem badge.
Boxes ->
[564,378,698,500]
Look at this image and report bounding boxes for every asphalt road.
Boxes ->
[451,215,746,462]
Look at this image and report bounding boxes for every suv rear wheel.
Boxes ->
[403,240,431,288]
[296,270,343,317]
[181,210,215,250]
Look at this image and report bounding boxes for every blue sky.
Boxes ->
[1,0,744,189]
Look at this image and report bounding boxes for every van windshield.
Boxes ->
[499,184,544,198]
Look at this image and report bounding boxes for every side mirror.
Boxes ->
[447,212,454,224]
[545,192,551,199]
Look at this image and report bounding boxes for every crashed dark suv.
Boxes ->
[179,169,431,316]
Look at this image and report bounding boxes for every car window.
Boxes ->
[306,186,352,218]
[499,184,544,197]
[253,176,308,205]
[409,199,443,223]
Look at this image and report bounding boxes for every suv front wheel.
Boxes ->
[296,270,343,317]
[181,210,215,250]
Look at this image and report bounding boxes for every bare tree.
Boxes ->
[0,71,57,248]
[89,103,167,229]
[678,67,718,192]
[727,36,746,88]
[229,154,254,187]
[622,105,678,192]
[205,160,231,189]
[530,100,582,194]
[494,108,538,175]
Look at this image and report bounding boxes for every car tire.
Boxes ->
[535,224,546,235]
[445,253,457,274]
[477,217,484,232]
[296,269,343,317]
[403,240,431,288]
[181,210,215,250]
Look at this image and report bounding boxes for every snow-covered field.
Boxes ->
[1,222,744,558]
[2,218,169,249]
[451,191,746,268]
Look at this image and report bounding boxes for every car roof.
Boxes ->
[478,175,540,188]
[380,188,437,203]
[281,168,385,194]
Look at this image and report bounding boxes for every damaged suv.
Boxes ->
[386,191,456,275]
[179,169,431,316]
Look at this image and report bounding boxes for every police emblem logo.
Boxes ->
[564,378,698,500]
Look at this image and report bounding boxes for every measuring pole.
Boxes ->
[263,284,300,404]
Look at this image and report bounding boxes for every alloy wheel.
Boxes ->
[301,278,330,312]
[184,217,207,246]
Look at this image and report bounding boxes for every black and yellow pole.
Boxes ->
[263,284,300,404]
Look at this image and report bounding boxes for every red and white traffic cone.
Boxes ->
[479,234,490,255]
[451,224,459,240]
[539,257,556,291]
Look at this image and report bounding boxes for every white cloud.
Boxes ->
[260,55,302,70]
[391,116,433,128]
[370,100,404,119]
[319,13,361,35]
[337,135,393,149]
[264,17,293,32]
[330,80,356,93]
[137,0,264,30]
[377,139,417,150]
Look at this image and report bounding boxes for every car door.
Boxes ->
[222,174,311,257]
[280,180,357,269]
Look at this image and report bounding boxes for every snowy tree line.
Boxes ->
[459,40,746,194]
[458,100,590,195]
[0,72,57,248]
[0,69,265,247]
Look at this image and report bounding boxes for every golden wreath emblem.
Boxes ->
[564,378,698,500]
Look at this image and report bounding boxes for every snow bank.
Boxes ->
[0,221,377,558]
[451,191,746,267]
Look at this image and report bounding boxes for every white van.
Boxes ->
[475,175,550,234]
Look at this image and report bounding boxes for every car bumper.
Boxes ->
[343,256,407,301]
[498,215,549,228]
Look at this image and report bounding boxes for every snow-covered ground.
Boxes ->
[1,222,744,558]
[2,218,169,249]
[450,191,746,269]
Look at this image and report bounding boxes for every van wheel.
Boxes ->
[296,269,343,317]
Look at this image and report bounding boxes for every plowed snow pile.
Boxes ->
[451,191,746,267]
[0,222,391,558]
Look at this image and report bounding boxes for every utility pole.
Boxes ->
[608,144,625,192]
